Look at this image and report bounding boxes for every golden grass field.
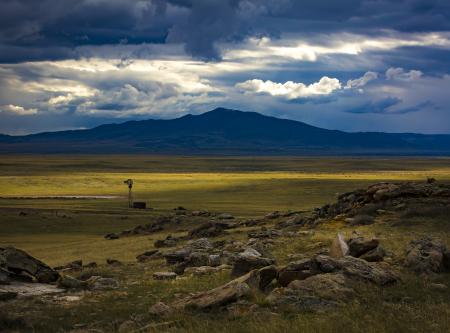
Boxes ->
[1,155,450,332]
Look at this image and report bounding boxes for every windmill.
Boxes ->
[123,179,133,208]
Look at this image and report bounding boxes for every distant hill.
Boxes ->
[1,108,450,155]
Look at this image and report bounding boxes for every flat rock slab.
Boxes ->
[153,272,177,280]
[1,282,65,298]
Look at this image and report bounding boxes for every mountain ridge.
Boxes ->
[1,107,450,155]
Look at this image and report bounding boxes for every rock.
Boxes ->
[153,272,177,280]
[0,247,59,283]
[0,282,64,297]
[164,248,192,265]
[83,262,97,269]
[231,250,275,277]
[217,213,234,220]
[118,320,138,333]
[329,233,349,258]
[0,288,17,301]
[173,279,251,310]
[87,277,119,290]
[208,254,221,267]
[104,233,119,240]
[265,211,281,219]
[149,302,173,316]
[58,275,87,289]
[252,265,278,290]
[348,237,379,257]
[191,210,212,217]
[188,238,213,251]
[189,222,227,238]
[187,252,210,267]
[0,267,10,284]
[430,283,448,291]
[277,259,317,287]
[154,235,179,248]
[106,258,122,266]
[266,287,337,312]
[184,266,219,276]
[54,260,83,271]
[359,246,386,262]
[339,256,398,285]
[287,273,355,301]
[314,255,341,273]
[248,228,281,239]
[405,238,448,273]
[136,250,160,262]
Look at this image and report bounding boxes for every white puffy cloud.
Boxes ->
[0,104,37,115]
[386,67,423,81]
[235,77,341,99]
[345,71,378,89]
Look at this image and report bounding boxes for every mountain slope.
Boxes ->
[1,108,450,155]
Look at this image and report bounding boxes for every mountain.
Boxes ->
[1,108,450,155]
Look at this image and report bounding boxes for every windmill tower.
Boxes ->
[123,179,133,208]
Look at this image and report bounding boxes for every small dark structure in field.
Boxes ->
[133,202,146,209]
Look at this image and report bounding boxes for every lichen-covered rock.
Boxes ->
[87,276,119,290]
[339,256,398,285]
[58,275,87,289]
[405,238,449,273]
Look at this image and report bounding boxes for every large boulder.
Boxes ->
[405,238,449,273]
[0,247,59,283]
[231,249,275,277]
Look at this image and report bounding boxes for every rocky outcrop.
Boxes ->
[0,247,59,283]
[188,221,234,238]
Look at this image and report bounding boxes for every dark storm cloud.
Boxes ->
[2,0,450,62]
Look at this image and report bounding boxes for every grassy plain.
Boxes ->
[1,155,450,332]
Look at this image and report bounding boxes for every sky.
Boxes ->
[1,0,450,135]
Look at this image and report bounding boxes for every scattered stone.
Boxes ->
[184,266,219,276]
[265,211,281,219]
[189,222,228,238]
[339,256,398,285]
[136,250,160,262]
[58,275,87,289]
[154,235,179,248]
[248,228,281,239]
[0,247,59,283]
[106,258,122,266]
[329,233,349,258]
[153,272,177,280]
[217,213,234,220]
[54,260,83,271]
[87,276,119,290]
[149,302,173,316]
[83,262,98,269]
[188,238,213,251]
[118,320,138,333]
[0,282,64,297]
[208,254,221,267]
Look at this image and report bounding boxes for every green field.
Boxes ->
[1,155,450,332]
